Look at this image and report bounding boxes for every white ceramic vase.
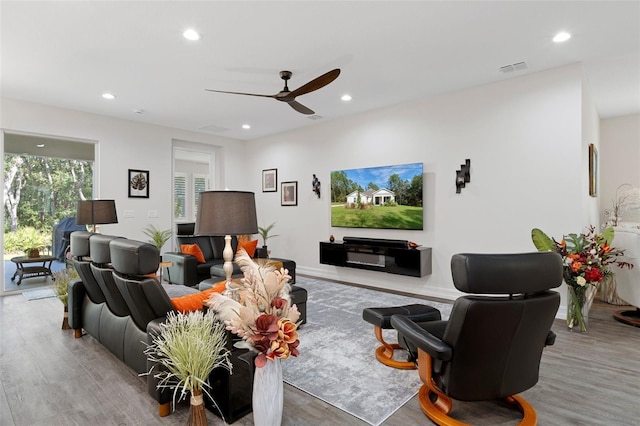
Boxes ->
[252,358,283,426]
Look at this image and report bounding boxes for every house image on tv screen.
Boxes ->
[346,188,395,206]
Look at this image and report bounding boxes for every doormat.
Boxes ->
[22,288,56,301]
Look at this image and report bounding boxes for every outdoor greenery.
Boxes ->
[331,205,423,229]
[330,170,423,207]
[3,226,51,255]
[4,154,93,254]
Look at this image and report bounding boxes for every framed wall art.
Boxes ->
[128,169,149,198]
[262,168,277,192]
[281,181,298,206]
[589,144,598,197]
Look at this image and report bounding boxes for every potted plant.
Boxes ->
[256,222,279,258]
[51,266,79,329]
[17,226,49,258]
[145,310,232,426]
[143,224,172,252]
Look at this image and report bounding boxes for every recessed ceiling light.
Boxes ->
[36,144,45,148]
[341,94,352,102]
[183,29,201,41]
[553,31,571,43]
[102,93,116,100]
[242,124,251,129]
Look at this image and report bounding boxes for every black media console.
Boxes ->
[319,236,432,277]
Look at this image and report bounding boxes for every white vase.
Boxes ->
[252,358,283,426]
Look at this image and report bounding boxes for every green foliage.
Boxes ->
[4,153,93,234]
[143,224,172,250]
[331,205,423,229]
[145,310,232,403]
[4,226,50,254]
[258,222,279,247]
[531,228,556,252]
[51,267,79,307]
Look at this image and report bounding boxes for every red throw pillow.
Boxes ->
[236,239,258,258]
[181,244,205,263]
[170,281,227,313]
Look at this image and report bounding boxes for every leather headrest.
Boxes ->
[110,238,159,276]
[70,231,93,257]
[451,252,563,294]
[89,234,123,264]
[176,222,195,236]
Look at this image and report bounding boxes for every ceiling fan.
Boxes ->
[206,68,341,115]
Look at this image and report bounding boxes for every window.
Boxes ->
[173,172,210,221]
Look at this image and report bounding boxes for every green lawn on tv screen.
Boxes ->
[331,205,423,229]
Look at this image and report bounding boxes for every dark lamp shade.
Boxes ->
[76,200,118,225]
[195,191,258,236]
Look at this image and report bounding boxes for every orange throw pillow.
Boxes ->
[181,244,205,263]
[236,239,258,258]
[170,281,227,313]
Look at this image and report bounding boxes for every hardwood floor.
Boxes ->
[1,287,639,425]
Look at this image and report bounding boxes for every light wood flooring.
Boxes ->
[1,282,639,425]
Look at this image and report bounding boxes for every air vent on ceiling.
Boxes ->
[199,124,229,133]
[499,61,528,73]
[308,115,323,120]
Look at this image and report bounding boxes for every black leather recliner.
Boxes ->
[391,252,562,425]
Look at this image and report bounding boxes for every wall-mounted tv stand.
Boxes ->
[319,236,432,277]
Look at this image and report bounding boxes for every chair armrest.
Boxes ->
[68,278,86,330]
[162,252,199,286]
[391,314,452,361]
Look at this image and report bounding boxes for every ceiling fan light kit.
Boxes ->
[206,68,341,115]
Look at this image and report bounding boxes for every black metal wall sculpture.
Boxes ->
[312,174,321,198]
[456,159,471,194]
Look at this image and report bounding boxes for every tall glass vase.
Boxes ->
[252,358,283,426]
[567,285,596,332]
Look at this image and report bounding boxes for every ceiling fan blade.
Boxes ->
[205,89,275,99]
[289,68,341,98]
[287,100,315,115]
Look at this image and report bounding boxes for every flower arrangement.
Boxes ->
[206,250,300,368]
[532,225,632,331]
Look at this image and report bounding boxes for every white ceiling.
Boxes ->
[2,1,639,141]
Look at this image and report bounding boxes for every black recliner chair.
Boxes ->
[391,252,562,425]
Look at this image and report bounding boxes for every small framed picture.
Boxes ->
[589,144,598,197]
[128,169,149,198]
[262,169,277,192]
[281,181,298,206]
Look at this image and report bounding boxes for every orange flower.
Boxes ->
[568,253,580,260]
[571,261,582,272]
[278,319,299,344]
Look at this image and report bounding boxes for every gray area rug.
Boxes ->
[22,287,57,301]
[283,277,452,426]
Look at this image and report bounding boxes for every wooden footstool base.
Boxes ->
[363,304,441,369]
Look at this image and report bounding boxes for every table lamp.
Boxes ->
[76,199,118,232]
[195,191,258,286]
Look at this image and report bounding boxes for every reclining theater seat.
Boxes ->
[109,238,181,417]
[391,252,562,425]
[89,234,135,365]
[68,231,106,340]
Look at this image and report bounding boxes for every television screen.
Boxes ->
[330,162,423,230]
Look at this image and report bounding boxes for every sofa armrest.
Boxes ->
[163,252,199,287]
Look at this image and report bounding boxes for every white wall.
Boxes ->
[246,64,592,304]
[599,114,640,220]
[0,98,247,292]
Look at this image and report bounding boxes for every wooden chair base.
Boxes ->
[613,309,640,327]
[74,329,82,338]
[159,402,171,417]
[373,326,416,370]
[417,349,537,426]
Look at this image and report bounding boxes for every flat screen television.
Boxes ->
[330,162,423,230]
